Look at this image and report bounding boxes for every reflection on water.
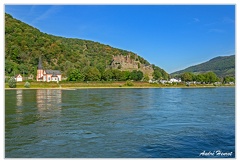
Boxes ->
[36,89,62,111]
[34,90,63,150]
[16,90,23,107]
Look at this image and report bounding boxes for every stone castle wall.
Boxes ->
[110,54,154,79]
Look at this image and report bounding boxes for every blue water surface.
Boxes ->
[5,87,235,158]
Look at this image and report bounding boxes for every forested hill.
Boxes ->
[5,13,168,80]
[171,55,235,78]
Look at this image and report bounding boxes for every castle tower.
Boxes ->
[36,57,44,81]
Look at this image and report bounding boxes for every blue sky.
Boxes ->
[5,5,235,73]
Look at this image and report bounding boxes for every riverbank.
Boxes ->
[4,81,235,89]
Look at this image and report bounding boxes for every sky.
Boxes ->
[4,4,235,73]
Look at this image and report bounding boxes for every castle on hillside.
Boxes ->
[110,54,139,69]
[110,54,154,79]
[36,58,62,82]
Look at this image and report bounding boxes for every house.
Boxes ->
[43,70,62,82]
[15,74,23,82]
[36,58,62,82]
[159,80,168,84]
[169,78,181,83]
[229,82,234,85]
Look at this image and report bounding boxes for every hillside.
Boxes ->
[171,55,235,77]
[5,13,168,80]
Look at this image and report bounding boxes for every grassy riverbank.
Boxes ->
[4,81,235,89]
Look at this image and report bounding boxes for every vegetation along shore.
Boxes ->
[5,81,234,89]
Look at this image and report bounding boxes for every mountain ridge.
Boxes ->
[171,55,235,77]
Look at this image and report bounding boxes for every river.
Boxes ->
[5,88,235,158]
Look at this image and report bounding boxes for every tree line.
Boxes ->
[67,68,145,82]
[179,72,235,83]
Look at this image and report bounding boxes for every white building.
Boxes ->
[169,78,181,83]
[15,74,23,82]
[159,80,168,84]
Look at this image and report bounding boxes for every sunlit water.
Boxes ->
[5,88,235,158]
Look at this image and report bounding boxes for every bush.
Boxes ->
[8,77,16,88]
[125,80,134,86]
[24,81,30,88]
[129,70,143,81]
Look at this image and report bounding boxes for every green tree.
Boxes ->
[96,63,105,75]
[102,69,113,81]
[143,74,150,81]
[153,70,162,80]
[67,69,85,81]
[152,64,169,80]
[18,64,28,76]
[83,66,101,81]
[196,74,205,83]
[5,60,14,75]
[130,70,143,81]
[223,76,235,83]
[137,70,144,81]
[112,69,122,81]
[181,72,193,82]
[120,71,130,81]
[64,61,74,74]
[8,77,16,88]
[204,72,219,83]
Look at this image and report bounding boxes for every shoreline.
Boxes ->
[5,81,235,90]
[5,85,235,90]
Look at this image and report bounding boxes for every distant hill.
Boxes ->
[5,13,168,79]
[171,55,235,77]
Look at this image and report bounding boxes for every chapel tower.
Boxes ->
[36,57,44,81]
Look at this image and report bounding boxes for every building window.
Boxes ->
[48,77,50,81]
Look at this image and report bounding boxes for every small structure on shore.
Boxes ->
[15,74,23,82]
[28,74,34,80]
[36,58,62,82]
[169,78,181,83]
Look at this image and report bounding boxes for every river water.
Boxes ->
[5,88,235,158]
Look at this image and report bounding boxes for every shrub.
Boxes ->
[24,81,30,88]
[8,77,16,88]
[125,80,134,86]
